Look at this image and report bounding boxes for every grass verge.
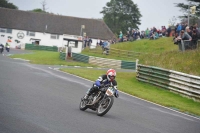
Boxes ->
[60,68,200,117]
[9,50,96,67]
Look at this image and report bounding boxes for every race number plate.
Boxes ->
[106,87,114,96]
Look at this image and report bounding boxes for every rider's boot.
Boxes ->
[84,94,89,99]
[84,86,96,99]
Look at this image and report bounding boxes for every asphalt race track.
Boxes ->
[0,49,200,133]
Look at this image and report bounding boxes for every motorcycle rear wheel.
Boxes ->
[96,96,114,116]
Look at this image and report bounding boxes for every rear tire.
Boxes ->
[96,96,114,116]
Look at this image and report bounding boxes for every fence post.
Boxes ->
[198,40,200,49]
[181,40,185,51]
[136,59,139,72]
[127,51,129,58]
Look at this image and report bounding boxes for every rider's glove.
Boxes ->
[114,90,119,98]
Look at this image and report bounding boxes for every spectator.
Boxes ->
[192,24,200,39]
[153,27,157,33]
[86,37,89,47]
[184,23,188,30]
[191,30,198,49]
[154,32,159,39]
[173,32,179,44]
[133,29,137,40]
[88,38,92,47]
[163,26,166,30]
[185,26,192,37]
[126,30,130,41]
[149,30,159,40]
[131,29,135,40]
[137,30,141,39]
[166,25,171,37]
[96,38,100,46]
[136,35,141,40]
[112,38,116,44]
[149,31,154,40]
[162,26,167,36]
[140,31,145,39]
[181,23,186,31]
[100,40,103,46]
[119,31,123,42]
[84,37,87,48]
[145,28,149,38]
[174,30,192,48]
[176,23,182,35]
[180,30,192,41]
[102,40,110,55]
[159,31,163,37]
[128,29,132,41]
[175,23,178,34]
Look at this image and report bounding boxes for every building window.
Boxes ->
[27,31,35,36]
[68,41,78,48]
[0,28,6,33]
[51,34,59,39]
[7,29,12,33]
[0,28,12,34]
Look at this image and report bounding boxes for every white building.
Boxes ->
[0,8,115,52]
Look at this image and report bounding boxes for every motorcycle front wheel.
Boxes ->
[79,98,88,111]
[96,96,114,116]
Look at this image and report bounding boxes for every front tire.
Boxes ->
[96,96,114,116]
[79,98,88,111]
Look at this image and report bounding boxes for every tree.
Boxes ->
[30,0,48,13]
[0,0,18,9]
[100,0,142,35]
[168,16,177,26]
[31,8,46,13]
[41,0,48,12]
[175,0,200,25]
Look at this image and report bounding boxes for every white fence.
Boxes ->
[136,64,200,101]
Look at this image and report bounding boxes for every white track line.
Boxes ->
[13,58,30,62]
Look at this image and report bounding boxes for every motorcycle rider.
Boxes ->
[84,69,119,99]
[5,43,10,52]
[0,43,4,54]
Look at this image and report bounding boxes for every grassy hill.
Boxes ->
[111,37,177,53]
[82,37,200,76]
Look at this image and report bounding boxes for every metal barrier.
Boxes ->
[59,52,66,60]
[71,52,136,70]
[198,40,200,49]
[25,43,58,52]
[136,64,200,101]
[89,47,140,60]
[72,53,89,63]
[178,40,199,51]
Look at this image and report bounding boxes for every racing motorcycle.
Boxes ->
[0,44,4,54]
[79,85,116,116]
[6,44,10,52]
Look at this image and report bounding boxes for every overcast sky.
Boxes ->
[9,0,187,31]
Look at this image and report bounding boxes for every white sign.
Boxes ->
[63,34,82,40]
